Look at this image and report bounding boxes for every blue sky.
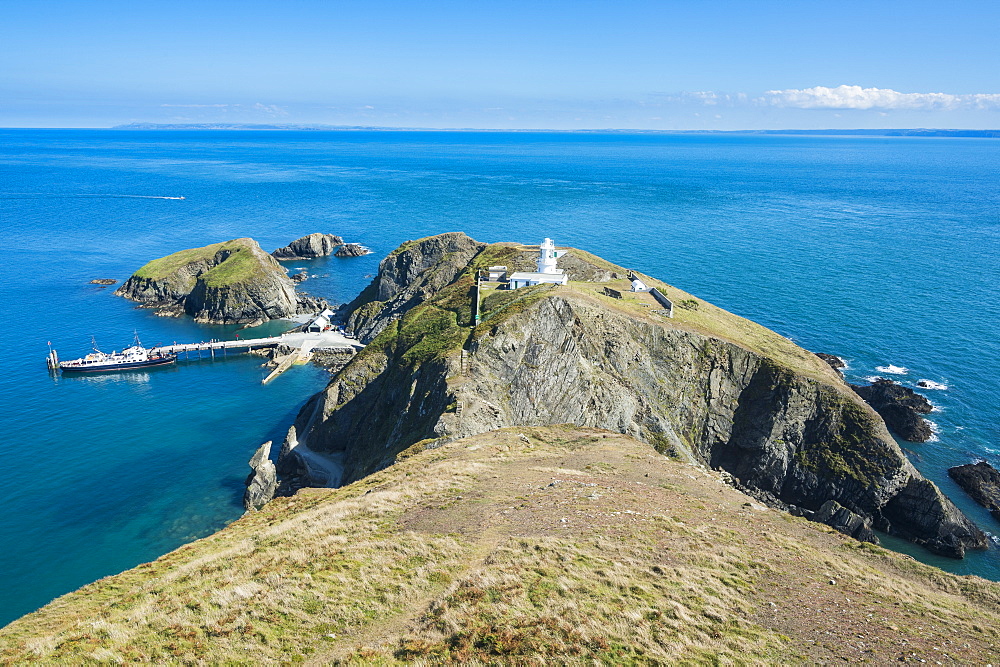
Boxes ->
[2,0,998,129]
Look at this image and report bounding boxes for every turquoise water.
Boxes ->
[1,129,998,625]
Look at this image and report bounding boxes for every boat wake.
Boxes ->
[1,193,185,200]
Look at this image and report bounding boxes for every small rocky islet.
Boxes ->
[271,232,370,260]
[7,232,998,662]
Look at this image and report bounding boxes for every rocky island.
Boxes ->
[114,237,325,324]
[4,233,997,662]
[275,233,984,559]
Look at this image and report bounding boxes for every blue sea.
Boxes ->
[1,129,998,626]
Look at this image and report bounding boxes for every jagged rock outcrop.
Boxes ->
[272,233,344,259]
[949,461,1000,521]
[815,353,846,376]
[850,378,933,442]
[115,238,326,324]
[244,441,277,511]
[89,278,117,286]
[281,234,985,558]
[335,243,371,257]
[805,499,878,544]
[343,232,487,342]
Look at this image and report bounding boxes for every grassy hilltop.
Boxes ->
[353,240,839,383]
[132,238,273,289]
[2,426,998,663]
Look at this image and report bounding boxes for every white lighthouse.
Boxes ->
[537,237,567,274]
[508,237,570,289]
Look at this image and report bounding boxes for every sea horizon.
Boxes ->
[3,124,999,137]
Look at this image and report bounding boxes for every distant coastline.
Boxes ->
[107,122,1000,138]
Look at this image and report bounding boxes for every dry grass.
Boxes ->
[565,276,838,384]
[2,426,998,663]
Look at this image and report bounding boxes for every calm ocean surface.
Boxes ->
[1,129,998,625]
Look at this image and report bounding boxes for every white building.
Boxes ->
[486,265,508,281]
[508,238,570,289]
[307,315,330,332]
[306,308,335,332]
[630,278,649,292]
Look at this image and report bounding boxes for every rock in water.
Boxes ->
[89,278,117,286]
[285,233,985,559]
[815,353,846,375]
[334,242,371,257]
[949,461,1000,521]
[291,270,308,283]
[244,441,277,511]
[114,238,325,324]
[849,378,933,442]
[272,233,344,259]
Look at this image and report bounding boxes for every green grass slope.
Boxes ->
[133,237,274,288]
[353,240,839,386]
[2,426,997,663]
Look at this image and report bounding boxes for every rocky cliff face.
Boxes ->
[244,441,277,511]
[282,234,986,558]
[115,238,325,324]
[272,233,344,259]
[342,232,487,342]
[949,461,1000,521]
[850,378,934,442]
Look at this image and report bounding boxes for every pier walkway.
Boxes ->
[156,330,363,356]
[157,330,364,383]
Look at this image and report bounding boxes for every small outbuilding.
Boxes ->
[306,309,335,332]
[307,315,331,332]
[631,278,649,292]
[487,265,508,281]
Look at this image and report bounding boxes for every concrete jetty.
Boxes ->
[156,330,362,356]
[156,330,364,383]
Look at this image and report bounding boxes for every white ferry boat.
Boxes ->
[58,336,177,373]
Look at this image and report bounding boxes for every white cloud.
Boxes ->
[758,85,1000,111]
[252,103,288,117]
[679,91,747,106]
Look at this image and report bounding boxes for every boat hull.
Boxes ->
[59,355,177,373]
